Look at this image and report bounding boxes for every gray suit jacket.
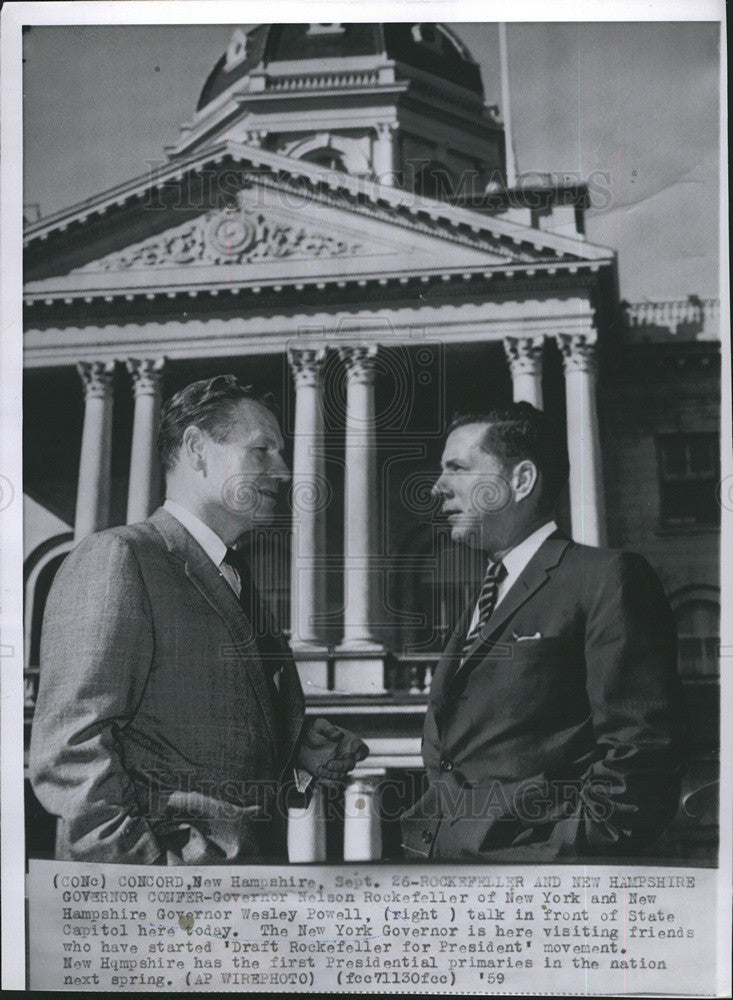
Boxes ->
[401,535,687,861]
[30,508,305,864]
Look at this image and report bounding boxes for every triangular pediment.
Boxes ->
[24,140,615,300]
[63,184,514,282]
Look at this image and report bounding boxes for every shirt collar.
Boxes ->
[163,498,228,568]
[499,519,558,581]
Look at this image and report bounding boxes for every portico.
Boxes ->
[22,24,618,862]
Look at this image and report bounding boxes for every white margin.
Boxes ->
[715,7,732,996]
[1,3,28,991]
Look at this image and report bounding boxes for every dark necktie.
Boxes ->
[461,560,507,661]
[222,548,283,685]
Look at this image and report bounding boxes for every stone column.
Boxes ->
[557,334,607,546]
[287,784,327,863]
[334,346,385,694]
[288,347,329,692]
[74,361,116,541]
[503,336,544,408]
[374,122,397,186]
[343,773,383,861]
[126,358,165,524]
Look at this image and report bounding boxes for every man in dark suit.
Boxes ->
[401,402,686,861]
[30,375,367,864]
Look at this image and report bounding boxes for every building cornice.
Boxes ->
[24,257,610,309]
[24,139,614,264]
[24,291,598,369]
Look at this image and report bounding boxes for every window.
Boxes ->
[411,161,456,200]
[301,149,346,172]
[675,599,719,678]
[657,433,720,527]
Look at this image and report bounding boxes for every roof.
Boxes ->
[23,139,614,265]
[196,23,484,112]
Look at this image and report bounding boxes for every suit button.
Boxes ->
[440,758,454,771]
[421,829,432,844]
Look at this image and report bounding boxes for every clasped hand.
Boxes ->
[297,717,369,785]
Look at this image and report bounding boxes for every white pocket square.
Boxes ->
[512,631,542,641]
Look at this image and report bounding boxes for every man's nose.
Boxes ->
[432,475,447,498]
[272,453,290,483]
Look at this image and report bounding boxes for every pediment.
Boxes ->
[70,195,375,276]
[25,142,614,300]
[54,188,520,291]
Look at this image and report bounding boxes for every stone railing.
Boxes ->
[621,297,720,341]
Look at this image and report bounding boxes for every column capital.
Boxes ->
[338,344,379,384]
[76,360,115,400]
[557,333,598,375]
[375,121,398,137]
[126,357,166,396]
[245,128,268,147]
[288,347,327,388]
[503,336,544,376]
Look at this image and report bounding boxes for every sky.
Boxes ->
[22,20,721,301]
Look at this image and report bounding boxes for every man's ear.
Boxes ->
[513,459,539,502]
[180,424,207,473]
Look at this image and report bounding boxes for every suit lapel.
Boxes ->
[146,508,279,746]
[453,534,572,677]
[277,656,306,768]
[429,604,473,720]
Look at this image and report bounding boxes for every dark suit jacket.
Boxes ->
[29,508,305,864]
[401,534,687,861]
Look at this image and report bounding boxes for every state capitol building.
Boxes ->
[23,23,720,862]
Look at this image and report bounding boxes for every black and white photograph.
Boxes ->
[1,1,729,994]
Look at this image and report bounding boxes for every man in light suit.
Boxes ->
[30,374,367,864]
[401,402,686,861]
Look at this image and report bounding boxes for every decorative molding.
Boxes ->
[245,129,269,148]
[621,297,720,342]
[25,307,600,369]
[25,263,602,311]
[75,205,364,274]
[288,347,327,388]
[375,121,399,137]
[126,357,166,396]
[265,69,380,92]
[557,333,598,375]
[225,27,250,71]
[503,336,544,376]
[76,360,115,399]
[25,140,611,266]
[339,344,379,383]
[250,171,536,262]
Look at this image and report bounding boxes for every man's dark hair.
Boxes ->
[157,374,277,473]
[447,402,569,512]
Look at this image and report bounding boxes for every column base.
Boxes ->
[333,645,386,695]
[343,770,385,862]
[291,644,330,694]
[287,784,327,863]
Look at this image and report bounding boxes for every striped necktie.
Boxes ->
[461,560,507,661]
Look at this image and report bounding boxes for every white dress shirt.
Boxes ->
[164,497,238,588]
[466,520,558,637]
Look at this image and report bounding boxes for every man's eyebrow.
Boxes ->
[252,433,284,449]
